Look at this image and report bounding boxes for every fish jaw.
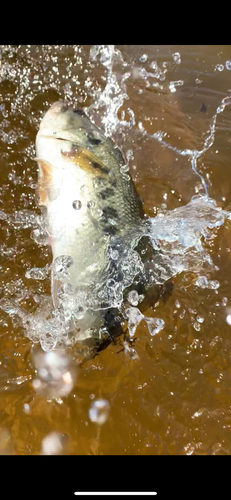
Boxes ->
[36,100,107,153]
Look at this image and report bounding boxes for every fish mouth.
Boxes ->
[38,101,105,152]
[39,101,86,131]
[37,100,87,146]
[47,100,85,115]
[42,100,68,117]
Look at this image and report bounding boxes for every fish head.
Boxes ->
[36,100,106,161]
[35,101,117,196]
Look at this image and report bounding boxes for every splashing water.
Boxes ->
[125,306,165,338]
[138,96,231,198]
[1,45,231,353]
[32,350,77,398]
[145,195,231,285]
[88,46,231,202]
[88,45,130,136]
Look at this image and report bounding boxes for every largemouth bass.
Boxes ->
[35,101,161,356]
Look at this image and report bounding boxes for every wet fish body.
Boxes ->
[36,101,145,348]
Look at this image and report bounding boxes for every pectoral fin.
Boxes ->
[35,158,54,206]
[61,147,109,177]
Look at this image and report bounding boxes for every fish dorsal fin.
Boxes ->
[61,147,109,177]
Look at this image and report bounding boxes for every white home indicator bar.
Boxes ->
[74,494,157,496]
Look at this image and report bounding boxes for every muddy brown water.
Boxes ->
[0,45,231,456]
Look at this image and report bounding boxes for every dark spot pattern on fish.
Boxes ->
[87,133,102,146]
[102,206,119,221]
[103,225,118,235]
[109,176,117,188]
[73,108,86,115]
[61,146,109,177]
[97,187,115,200]
[113,146,125,164]
[91,161,109,175]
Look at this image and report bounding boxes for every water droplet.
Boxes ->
[123,341,139,360]
[73,305,85,320]
[30,229,49,246]
[169,80,184,93]
[149,60,158,71]
[140,54,148,63]
[23,404,30,414]
[25,264,50,280]
[40,432,68,455]
[127,290,139,306]
[197,315,204,323]
[53,255,74,281]
[226,60,231,70]
[169,83,177,93]
[193,322,201,331]
[87,200,95,209]
[120,163,129,177]
[215,64,224,72]
[146,317,165,336]
[195,276,208,288]
[126,306,144,337]
[226,314,231,325]
[32,350,77,398]
[72,200,82,210]
[126,149,134,162]
[209,280,220,290]
[88,399,110,426]
[172,52,181,64]
[109,248,119,260]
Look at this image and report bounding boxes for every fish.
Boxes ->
[35,101,165,359]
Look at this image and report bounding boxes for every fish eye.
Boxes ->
[87,133,102,146]
[73,109,85,116]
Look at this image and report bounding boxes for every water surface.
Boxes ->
[0,45,231,455]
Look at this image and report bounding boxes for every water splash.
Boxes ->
[138,96,231,198]
[25,264,50,280]
[1,195,231,352]
[88,45,231,203]
[32,349,77,398]
[145,195,229,285]
[88,399,110,426]
[195,276,220,289]
[2,46,231,354]
[88,45,130,136]
[125,306,165,338]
